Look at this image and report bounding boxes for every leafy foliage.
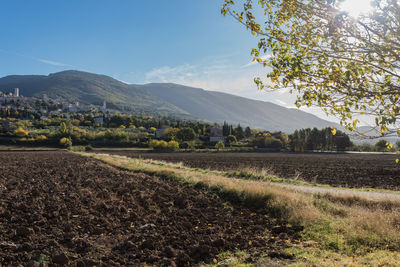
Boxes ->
[176,127,196,142]
[289,127,352,152]
[215,141,225,150]
[149,140,179,151]
[374,139,392,152]
[253,135,282,150]
[59,137,72,148]
[222,0,400,136]
[14,127,29,138]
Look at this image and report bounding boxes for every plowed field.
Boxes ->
[98,151,400,190]
[0,152,299,266]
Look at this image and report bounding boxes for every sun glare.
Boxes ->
[340,0,373,17]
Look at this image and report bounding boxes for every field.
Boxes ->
[0,152,299,266]
[95,151,400,190]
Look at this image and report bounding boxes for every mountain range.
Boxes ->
[0,70,337,133]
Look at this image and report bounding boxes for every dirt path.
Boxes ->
[276,183,400,201]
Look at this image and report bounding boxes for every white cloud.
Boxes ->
[37,58,73,67]
[145,64,196,83]
[0,48,74,68]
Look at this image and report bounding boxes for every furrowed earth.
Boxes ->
[96,151,400,190]
[0,152,300,266]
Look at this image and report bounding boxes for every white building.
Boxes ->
[14,88,19,97]
[210,125,225,143]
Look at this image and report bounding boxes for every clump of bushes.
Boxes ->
[374,139,394,152]
[59,137,72,148]
[180,141,195,150]
[149,139,179,151]
[36,135,47,141]
[360,143,373,152]
[14,127,29,138]
[253,136,282,151]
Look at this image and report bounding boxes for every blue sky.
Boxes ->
[0,1,254,79]
[0,0,346,123]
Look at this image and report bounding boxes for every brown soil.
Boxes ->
[100,151,400,190]
[0,152,299,266]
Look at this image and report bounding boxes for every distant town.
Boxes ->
[0,88,110,120]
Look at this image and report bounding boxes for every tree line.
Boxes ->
[289,128,352,152]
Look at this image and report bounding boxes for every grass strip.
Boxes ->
[80,152,400,266]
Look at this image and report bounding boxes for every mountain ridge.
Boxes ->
[0,70,338,132]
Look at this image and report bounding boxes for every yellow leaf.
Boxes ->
[330,127,337,136]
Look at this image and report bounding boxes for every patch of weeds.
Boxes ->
[313,198,347,217]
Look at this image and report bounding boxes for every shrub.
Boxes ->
[36,135,47,141]
[375,139,391,152]
[396,140,400,150]
[149,139,178,151]
[167,141,179,151]
[149,139,161,149]
[180,141,195,150]
[253,136,282,150]
[59,137,72,148]
[215,141,225,150]
[14,127,29,138]
[158,140,168,150]
[360,143,373,152]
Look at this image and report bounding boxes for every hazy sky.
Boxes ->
[0,0,357,124]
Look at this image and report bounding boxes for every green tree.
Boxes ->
[244,126,252,138]
[222,0,400,136]
[335,134,352,151]
[375,139,392,152]
[234,124,245,140]
[176,127,196,142]
[162,128,179,141]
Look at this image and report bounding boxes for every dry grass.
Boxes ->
[79,152,400,265]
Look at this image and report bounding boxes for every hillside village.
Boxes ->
[0,88,110,118]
